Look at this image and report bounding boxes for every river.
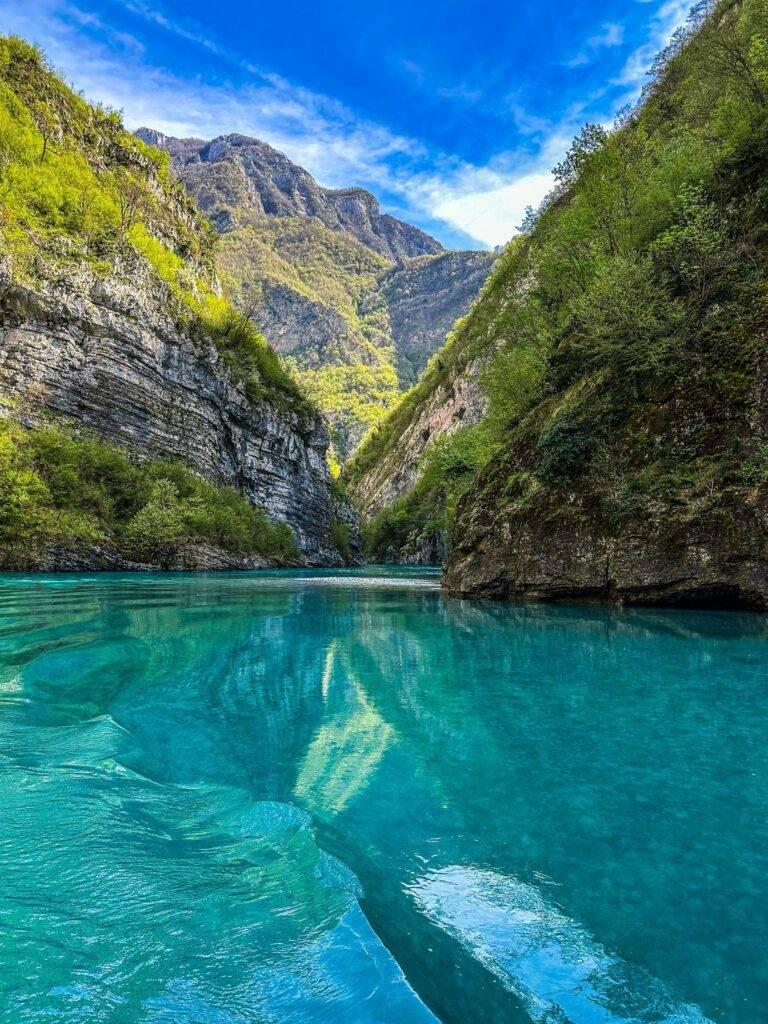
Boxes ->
[1,568,766,1023]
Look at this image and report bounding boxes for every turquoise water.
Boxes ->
[1,568,767,1024]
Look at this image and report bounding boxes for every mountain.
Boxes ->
[0,37,357,570]
[345,255,505,556]
[135,129,496,456]
[135,129,444,261]
[351,0,768,608]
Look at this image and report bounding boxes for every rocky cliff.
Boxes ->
[348,355,489,520]
[382,251,496,386]
[344,249,512,562]
[0,254,345,564]
[445,483,768,608]
[136,129,495,456]
[443,0,768,608]
[356,0,768,599]
[0,37,356,569]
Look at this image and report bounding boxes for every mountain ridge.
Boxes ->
[134,128,445,263]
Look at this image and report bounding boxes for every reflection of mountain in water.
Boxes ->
[294,640,396,818]
[2,576,438,1024]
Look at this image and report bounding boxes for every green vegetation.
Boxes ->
[347,236,539,481]
[213,214,493,458]
[331,520,354,562]
[218,213,401,452]
[0,420,298,568]
[291,361,400,456]
[0,35,309,416]
[0,37,199,268]
[0,35,317,566]
[357,0,768,561]
[220,214,391,332]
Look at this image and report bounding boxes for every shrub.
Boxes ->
[536,420,597,484]
[332,520,353,561]
[124,479,185,567]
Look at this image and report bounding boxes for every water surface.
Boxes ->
[1,568,766,1023]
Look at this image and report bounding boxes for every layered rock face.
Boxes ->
[350,357,488,520]
[382,251,496,385]
[0,255,346,565]
[137,131,442,262]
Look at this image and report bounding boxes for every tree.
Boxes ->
[124,479,185,567]
[30,99,57,161]
[115,167,148,237]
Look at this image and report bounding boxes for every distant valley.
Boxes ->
[136,129,495,456]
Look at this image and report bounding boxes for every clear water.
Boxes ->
[1,568,766,1024]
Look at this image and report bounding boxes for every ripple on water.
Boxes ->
[2,753,438,1023]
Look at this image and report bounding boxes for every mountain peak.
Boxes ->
[135,127,443,262]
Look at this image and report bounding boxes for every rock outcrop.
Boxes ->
[0,38,361,571]
[445,482,768,610]
[0,254,351,566]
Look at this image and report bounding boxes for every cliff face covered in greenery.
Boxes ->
[346,238,527,560]
[355,0,768,605]
[0,37,355,570]
[137,130,495,457]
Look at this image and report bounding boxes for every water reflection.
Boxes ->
[411,865,713,1024]
[295,639,396,817]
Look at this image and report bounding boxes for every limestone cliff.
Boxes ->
[0,38,357,569]
[0,252,350,565]
[348,356,488,520]
[445,482,768,609]
[443,0,768,608]
[382,251,497,386]
[345,249,512,562]
[136,130,443,262]
[353,0,768,598]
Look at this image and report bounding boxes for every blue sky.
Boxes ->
[2,0,693,248]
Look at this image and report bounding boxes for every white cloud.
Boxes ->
[615,0,691,88]
[566,20,625,68]
[429,172,554,247]
[592,22,625,48]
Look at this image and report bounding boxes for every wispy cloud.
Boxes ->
[566,21,625,68]
[593,22,625,48]
[614,0,691,88]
